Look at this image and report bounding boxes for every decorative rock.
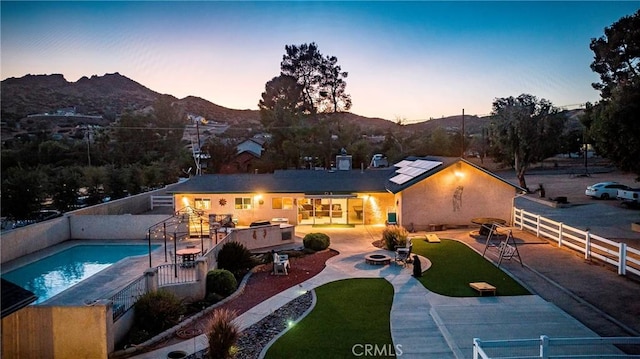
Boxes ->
[185,291,313,359]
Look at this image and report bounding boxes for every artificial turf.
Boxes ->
[411,238,530,296]
[264,278,395,359]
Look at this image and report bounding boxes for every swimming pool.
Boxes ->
[2,244,160,304]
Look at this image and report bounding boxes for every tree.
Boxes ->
[583,10,640,179]
[281,43,324,113]
[489,94,564,190]
[1,166,46,219]
[320,55,352,113]
[280,42,351,114]
[258,75,306,169]
[589,9,640,100]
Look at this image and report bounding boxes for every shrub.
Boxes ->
[303,233,330,251]
[134,290,184,336]
[207,309,240,359]
[206,269,238,297]
[217,241,256,277]
[382,225,408,250]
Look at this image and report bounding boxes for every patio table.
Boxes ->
[176,248,201,267]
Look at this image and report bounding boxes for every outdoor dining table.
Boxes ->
[471,217,507,236]
[176,247,201,267]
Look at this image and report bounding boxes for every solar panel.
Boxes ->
[397,166,427,177]
[389,159,443,186]
[411,160,442,171]
[390,173,414,185]
[393,160,412,168]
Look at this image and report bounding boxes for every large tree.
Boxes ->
[258,75,307,169]
[280,42,351,114]
[583,9,640,179]
[489,94,564,190]
[320,55,352,113]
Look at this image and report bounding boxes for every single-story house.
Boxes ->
[220,137,266,174]
[168,156,524,231]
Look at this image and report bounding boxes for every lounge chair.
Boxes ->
[395,238,412,267]
[273,252,290,275]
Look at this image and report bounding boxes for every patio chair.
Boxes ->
[395,238,412,266]
[273,252,290,275]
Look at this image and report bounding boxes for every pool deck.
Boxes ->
[1,238,200,306]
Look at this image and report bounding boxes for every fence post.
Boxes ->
[536,214,541,237]
[472,338,481,359]
[558,223,563,247]
[540,335,549,359]
[144,267,158,293]
[619,243,627,276]
[585,231,591,260]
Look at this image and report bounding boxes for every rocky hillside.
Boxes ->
[5,72,576,141]
[1,72,404,137]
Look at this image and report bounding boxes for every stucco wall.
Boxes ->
[400,162,518,231]
[361,193,395,225]
[0,216,70,264]
[2,302,112,358]
[69,214,173,240]
[1,184,178,264]
[229,224,296,251]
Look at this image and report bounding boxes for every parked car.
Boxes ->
[585,182,630,200]
[617,188,640,207]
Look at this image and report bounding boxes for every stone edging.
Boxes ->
[256,289,318,359]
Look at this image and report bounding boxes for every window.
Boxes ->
[272,197,293,210]
[194,198,211,210]
[235,197,252,210]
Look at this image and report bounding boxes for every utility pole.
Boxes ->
[461,109,465,158]
[86,125,92,166]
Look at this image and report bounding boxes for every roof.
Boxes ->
[385,156,525,194]
[168,167,396,195]
[1,278,37,318]
[169,156,523,195]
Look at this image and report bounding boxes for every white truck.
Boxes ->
[617,188,640,207]
[370,154,389,168]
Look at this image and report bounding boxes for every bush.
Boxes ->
[382,225,408,250]
[206,269,238,298]
[133,290,184,336]
[207,309,240,359]
[217,241,256,277]
[303,233,331,251]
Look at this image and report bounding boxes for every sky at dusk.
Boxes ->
[2,1,639,123]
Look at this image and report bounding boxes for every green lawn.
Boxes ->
[412,238,530,296]
[264,278,395,359]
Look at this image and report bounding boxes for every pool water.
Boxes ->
[2,244,159,304]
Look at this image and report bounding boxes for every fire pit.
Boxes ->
[365,253,392,265]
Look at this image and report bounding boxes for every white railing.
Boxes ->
[156,263,197,286]
[513,207,640,277]
[473,335,640,359]
[150,195,174,210]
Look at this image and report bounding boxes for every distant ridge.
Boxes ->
[4,72,573,138]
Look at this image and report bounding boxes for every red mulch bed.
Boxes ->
[149,249,338,350]
[217,249,338,315]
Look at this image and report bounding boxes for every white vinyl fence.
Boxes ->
[513,207,640,277]
[473,335,640,359]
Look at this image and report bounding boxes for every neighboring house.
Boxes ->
[168,156,524,230]
[220,137,266,174]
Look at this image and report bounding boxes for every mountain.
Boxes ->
[1,72,501,141]
[1,72,398,133]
